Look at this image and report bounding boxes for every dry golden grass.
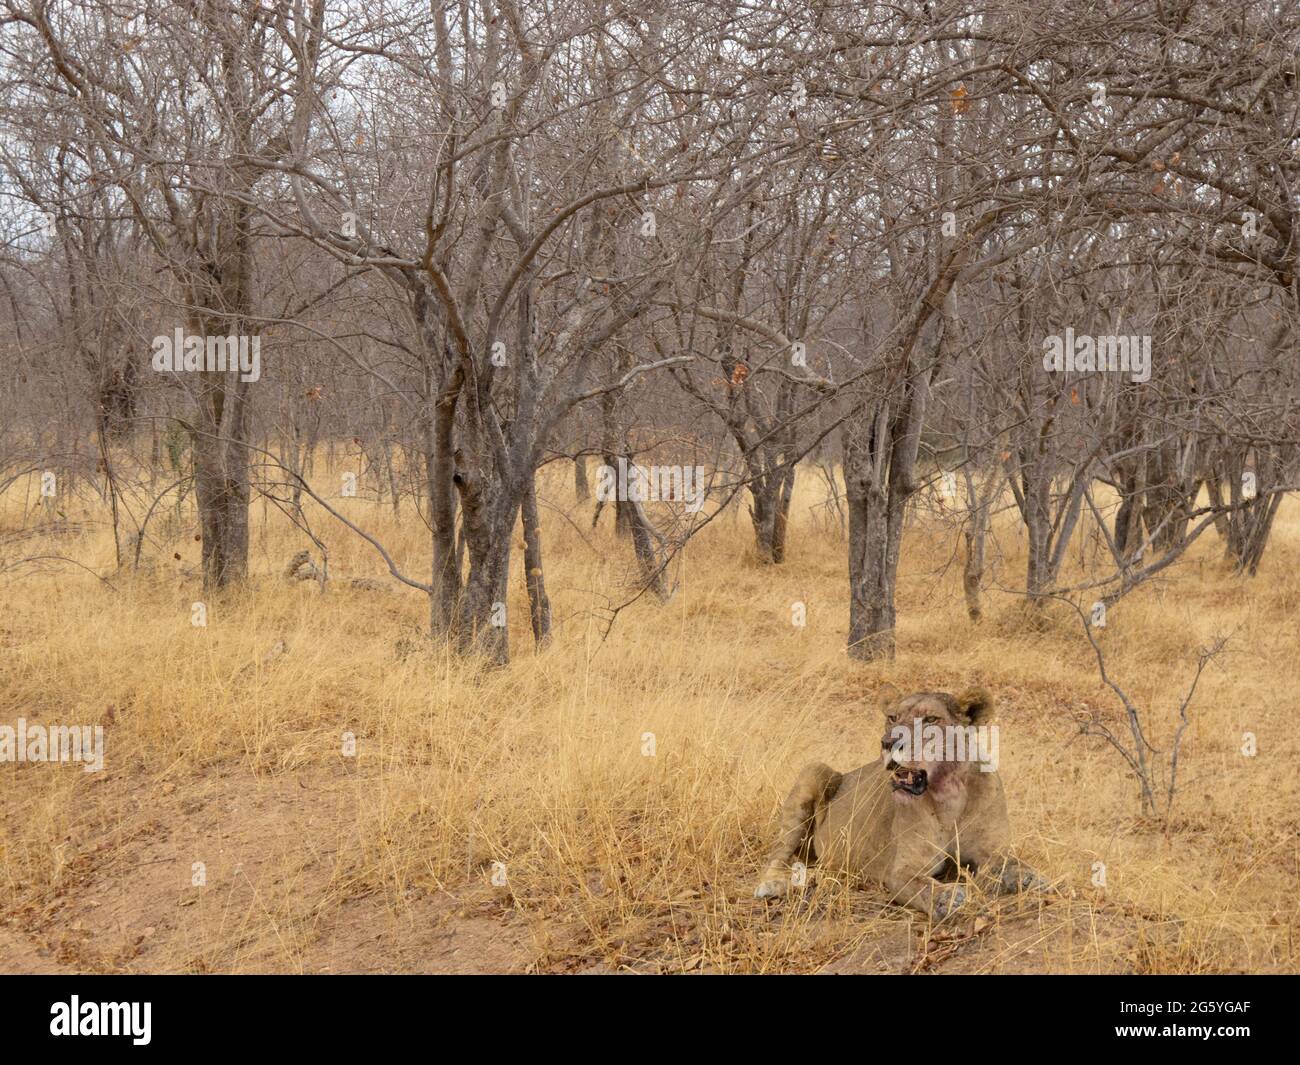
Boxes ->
[1,456,1297,973]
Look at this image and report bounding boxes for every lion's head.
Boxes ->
[877,685,996,803]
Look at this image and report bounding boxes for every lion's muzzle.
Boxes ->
[890,766,928,796]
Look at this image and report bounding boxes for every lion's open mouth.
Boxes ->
[891,767,928,796]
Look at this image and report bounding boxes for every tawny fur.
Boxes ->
[755,685,1044,919]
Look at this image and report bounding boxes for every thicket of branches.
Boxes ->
[1,0,1296,668]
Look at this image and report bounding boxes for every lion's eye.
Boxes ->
[923,716,938,725]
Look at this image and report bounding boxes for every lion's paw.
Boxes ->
[1003,865,1049,894]
[931,884,967,920]
[754,878,790,899]
[1021,870,1051,892]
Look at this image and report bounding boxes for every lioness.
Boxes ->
[754,685,1044,919]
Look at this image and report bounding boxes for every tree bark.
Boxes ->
[521,471,552,648]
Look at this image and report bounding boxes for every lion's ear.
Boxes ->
[877,682,901,716]
[956,687,994,724]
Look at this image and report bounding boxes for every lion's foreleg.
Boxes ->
[754,762,841,899]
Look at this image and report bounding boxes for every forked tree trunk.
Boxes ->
[842,250,960,659]
[594,456,670,599]
[185,59,260,592]
[1207,446,1290,576]
[1010,456,1088,604]
[748,461,796,563]
[845,377,928,661]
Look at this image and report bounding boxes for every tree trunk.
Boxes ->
[426,359,462,638]
[192,372,251,589]
[574,455,589,502]
[521,472,552,648]
[190,296,253,590]
[844,382,928,662]
[961,466,999,624]
[748,461,795,563]
[846,457,898,660]
[455,479,516,665]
